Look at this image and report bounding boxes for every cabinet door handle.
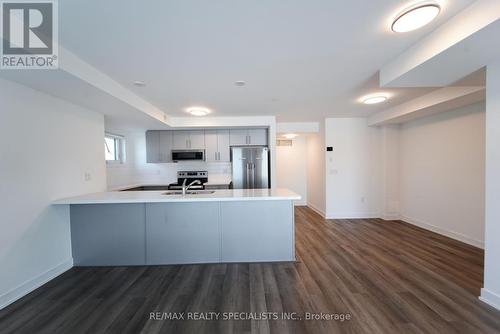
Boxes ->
[215,152,217,161]
[218,152,220,160]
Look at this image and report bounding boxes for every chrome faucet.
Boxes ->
[182,179,202,195]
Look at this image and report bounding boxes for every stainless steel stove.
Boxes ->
[168,171,208,190]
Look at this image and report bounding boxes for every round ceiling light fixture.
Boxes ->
[133,80,146,87]
[283,133,298,139]
[391,2,440,33]
[362,94,388,105]
[186,106,211,116]
[235,81,246,86]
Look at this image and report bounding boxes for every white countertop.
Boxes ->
[53,188,301,205]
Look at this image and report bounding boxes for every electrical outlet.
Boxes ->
[84,172,92,181]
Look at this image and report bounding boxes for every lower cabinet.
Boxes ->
[70,200,295,266]
[71,204,146,266]
[220,201,294,262]
[146,202,220,264]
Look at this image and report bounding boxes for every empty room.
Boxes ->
[1,0,500,333]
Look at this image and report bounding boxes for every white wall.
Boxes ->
[399,102,485,248]
[381,125,401,220]
[306,123,326,216]
[106,130,232,189]
[324,118,383,218]
[276,136,307,205]
[481,61,500,310]
[0,78,106,309]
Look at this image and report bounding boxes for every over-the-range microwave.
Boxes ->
[171,149,205,162]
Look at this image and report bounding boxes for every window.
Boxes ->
[104,133,125,164]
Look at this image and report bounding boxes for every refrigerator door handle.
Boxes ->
[251,163,256,188]
[246,163,250,187]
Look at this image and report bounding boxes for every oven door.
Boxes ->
[171,150,205,161]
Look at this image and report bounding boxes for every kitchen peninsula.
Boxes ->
[54,189,300,266]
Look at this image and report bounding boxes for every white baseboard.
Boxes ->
[400,215,484,249]
[307,203,326,218]
[0,258,73,310]
[294,200,307,206]
[325,212,380,219]
[381,213,401,221]
[480,288,500,311]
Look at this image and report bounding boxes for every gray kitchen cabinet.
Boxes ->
[229,129,248,146]
[248,128,268,145]
[172,130,190,149]
[189,130,205,149]
[146,130,160,163]
[217,130,230,161]
[172,130,205,149]
[159,131,173,162]
[220,200,294,262]
[147,128,266,163]
[71,204,146,266]
[146,202,220,265]
[205,130,218,162]
[206,129,230,162]
[230,128,268,146]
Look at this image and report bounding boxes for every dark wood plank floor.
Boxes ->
[1,206,499,334]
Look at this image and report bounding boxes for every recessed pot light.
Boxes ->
[392,2,440,33]
[186,107,211,116]
[362,95,388,104]
[133,80,146,87]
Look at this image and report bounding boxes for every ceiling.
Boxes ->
[51,0,476,122]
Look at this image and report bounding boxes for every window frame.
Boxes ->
[105,133,125,165]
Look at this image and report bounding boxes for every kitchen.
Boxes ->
[55,126,300,266]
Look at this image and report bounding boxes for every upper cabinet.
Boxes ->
[146,127,267,163]
[248,128,267,145]
[172,130,205,150]
[217,130,231,161]
[230,128,268,146]
[229,129,248,146]
[146,130,173,163]
[206,129,230,162]
[159,131,173,162]
[146,131,160,163]
[189,130,205,149]
[172,130,190,150]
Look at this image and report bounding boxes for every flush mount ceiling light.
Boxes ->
[362,95,388,105]
[392,2,441,33]
[283,133,298,139]
[235,81,246,86]
[133,80,146,87]
[186,106,211,116]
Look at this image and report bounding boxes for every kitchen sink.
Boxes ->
[163,190,216,196]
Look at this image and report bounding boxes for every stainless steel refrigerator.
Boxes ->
[231,146,270,189]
